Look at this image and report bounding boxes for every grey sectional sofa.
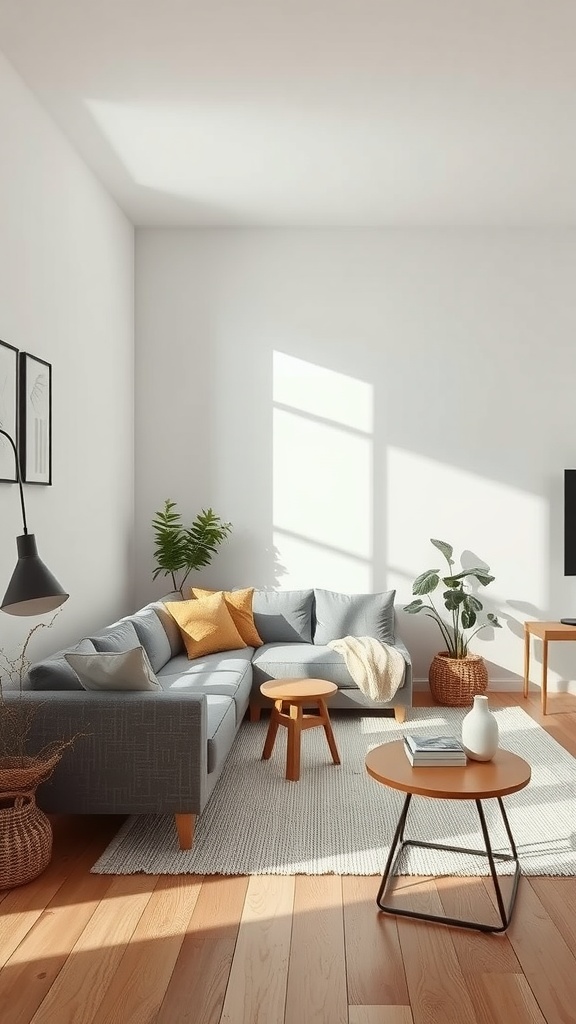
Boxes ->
[10,588,412,848]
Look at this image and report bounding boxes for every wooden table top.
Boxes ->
[260,678,338,701]
[365,741,531,800]
[524,621,576,639]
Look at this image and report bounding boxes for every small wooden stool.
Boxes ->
[260,678,341,782]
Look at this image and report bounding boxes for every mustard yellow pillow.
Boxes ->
[191,586,263,648]
[164,592,247,659]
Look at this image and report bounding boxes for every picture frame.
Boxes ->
[0,339,19,483]
[19,352,52,485]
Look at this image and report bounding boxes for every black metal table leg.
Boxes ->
[376,795,522,933]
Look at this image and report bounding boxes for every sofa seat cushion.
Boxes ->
[158,649,253,678]
[157,649,253,724]
[252,642,361,689]
[206,696,237,774]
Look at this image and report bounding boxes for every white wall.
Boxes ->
[0,52,134,666]
[135,228,576,688]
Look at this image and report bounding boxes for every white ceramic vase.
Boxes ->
[461,695,499,762]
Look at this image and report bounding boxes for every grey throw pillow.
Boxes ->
[64,646,161,692]
[28,638,97,691]
[313,589,396,646]
[90,619,141,654]
[252,589,314,644]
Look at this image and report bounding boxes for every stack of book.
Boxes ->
[403,734,467,767]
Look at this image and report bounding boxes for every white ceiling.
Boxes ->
[1,0,576,227]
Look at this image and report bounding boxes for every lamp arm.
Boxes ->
[0,427,28,535]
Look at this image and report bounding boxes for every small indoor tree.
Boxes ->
[152,499,232,595]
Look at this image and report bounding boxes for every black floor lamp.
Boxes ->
[0,427,68,616]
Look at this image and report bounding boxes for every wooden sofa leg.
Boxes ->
[175,813,196,850]
[393,706,406,724]
[249,703,261,723]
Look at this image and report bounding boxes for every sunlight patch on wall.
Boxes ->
[273,352,373,590]
[386,446,548,675]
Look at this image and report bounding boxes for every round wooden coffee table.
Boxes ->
[366,740,531,933]
[260,678,341,782]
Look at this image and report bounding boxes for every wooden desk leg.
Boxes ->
[286,703,302,781]
[523,627,530,699]
[541,640,548,716]
[262,700,282,760]
[317,698,341,765]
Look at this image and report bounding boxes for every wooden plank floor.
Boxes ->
[1,691,576,1024]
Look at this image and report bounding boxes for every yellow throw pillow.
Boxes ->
[164,592,247,659]
[191,586,263,648]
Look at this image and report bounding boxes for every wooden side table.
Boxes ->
[366,741,531,933]
[260,678,341,781]
[523,620,576,715]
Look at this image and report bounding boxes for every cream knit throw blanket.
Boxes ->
[327,636,406,702]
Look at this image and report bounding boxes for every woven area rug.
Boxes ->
[91,706,576,877]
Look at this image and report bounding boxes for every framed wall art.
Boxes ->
[19,352,52,485]
[0,339,19,482]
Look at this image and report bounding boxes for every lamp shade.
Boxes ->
[1,533,69,616]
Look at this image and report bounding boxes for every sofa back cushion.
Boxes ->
[28,638,97,691]
[130,606,173,673]
[90,618,141,654]
[252,589,314,644]
[313,588,396,646]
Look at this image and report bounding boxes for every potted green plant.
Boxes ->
[404,538,501,705]
[152,499,232,595]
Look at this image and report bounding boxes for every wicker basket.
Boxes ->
[0,751,62,795]
[428,652,489,706]
[0,791,52,889]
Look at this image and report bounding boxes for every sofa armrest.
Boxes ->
[392,636,413,697]
[4,689,208,815]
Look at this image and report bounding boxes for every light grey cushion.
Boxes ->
[64,646,161,692]
[131,607,172,673]
[90,619,141,654]
[153,594,185,657]
[313,589,396,646]
[252,589,314,644]
[252,642,358,689]
[28,638,97,691]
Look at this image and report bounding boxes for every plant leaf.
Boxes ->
[443,590,465,610]
[430,539,454,564]
[403,599,424,613]
[449,568,495,587]
[486,613,502,628]
[461,608,477,629]
[412,570,440,596]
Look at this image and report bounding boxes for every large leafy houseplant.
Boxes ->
[404,539,501,659]
[152,499,232,595]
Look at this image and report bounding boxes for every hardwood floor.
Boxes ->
[1,691,576,1024]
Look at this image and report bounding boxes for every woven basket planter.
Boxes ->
[0,752,62,795]
[0,791,52,889]
[428,651,489,707]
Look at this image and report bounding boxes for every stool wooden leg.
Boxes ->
[262,700,282,760]
[317,698,341,765]
[286,703,302,781]
[249,703,261,723]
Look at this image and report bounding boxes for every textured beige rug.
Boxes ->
[92,705,576,877]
